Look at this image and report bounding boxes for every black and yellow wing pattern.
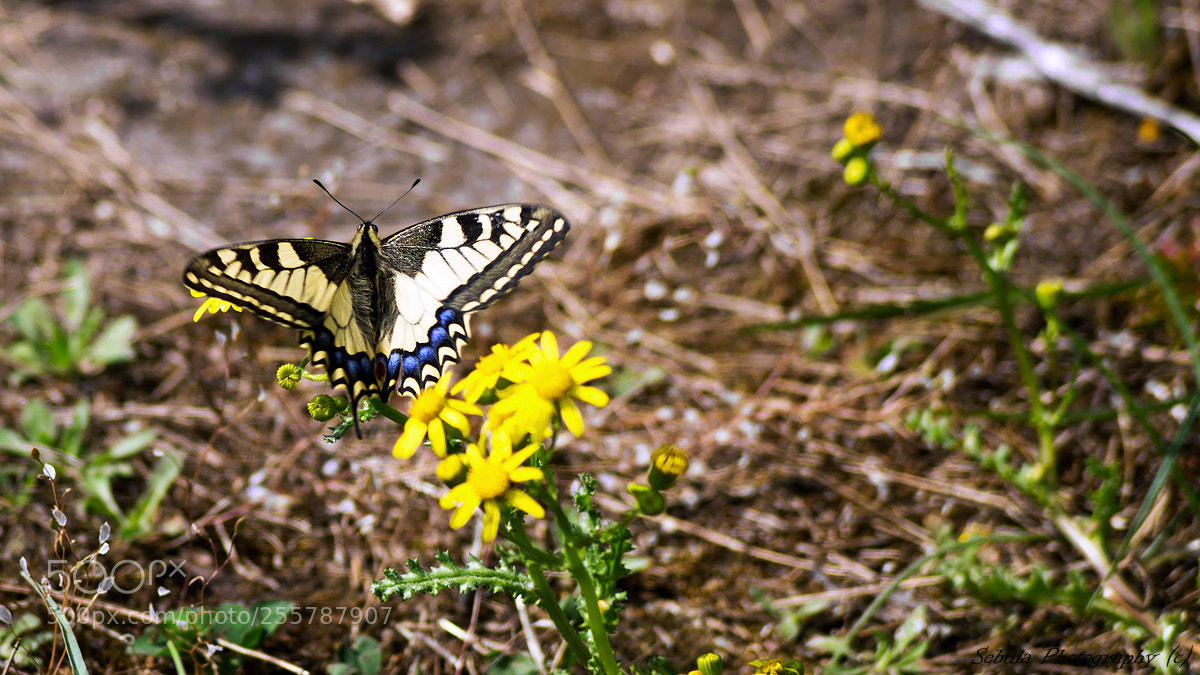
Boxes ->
[183,202,569,435]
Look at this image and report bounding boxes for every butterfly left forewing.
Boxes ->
[183,239,351,329]
[376,204,569,397]
[185,237,382,425]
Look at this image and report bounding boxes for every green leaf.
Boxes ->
[60,399,90,458]
[20,400,55,445]
[7,297,52,342]
[249,600,292,638]
[46,324,72,374]
[120,447,181,539]
[86,315,137,369]
[62,259,91,331]
[0,427,34,456]
[104,428,157,460]
[351,635,382,675]
[2,341,40,377]
[73,307,107,361]
[82,461,133,522]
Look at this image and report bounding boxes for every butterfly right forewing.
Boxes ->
[374,204,569,397]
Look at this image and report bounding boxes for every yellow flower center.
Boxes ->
[409,388,446,423]
[467,461,509,499]
[531,360,573,400]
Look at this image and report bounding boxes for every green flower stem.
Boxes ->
[544,494,622,675]
[507,521,593,666]
[369,399,409,426]
[872,164,1056,491]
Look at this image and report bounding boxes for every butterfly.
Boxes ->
[183,181,569,437]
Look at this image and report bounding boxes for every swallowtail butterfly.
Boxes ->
[183,182,569,437]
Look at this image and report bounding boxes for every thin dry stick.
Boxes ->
[593,494,878,582]
[680,67,838,315]
[963,56,1063,199]
[501,0,613,173]
[731,0,773,59]
[385,91,684,214]
[1182,0,1200,98]
[918,0,1200,144]
[283,90,449,161]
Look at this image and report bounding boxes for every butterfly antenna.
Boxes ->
[370,178,421,222]
[313,178,421,224]
[313,179,367,223]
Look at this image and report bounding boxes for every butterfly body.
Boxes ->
[184,202,569,433]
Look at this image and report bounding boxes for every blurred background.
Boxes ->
[1,0,1198,672]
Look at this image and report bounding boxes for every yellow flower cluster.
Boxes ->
[831,111,881,186]
[393,331,611,542]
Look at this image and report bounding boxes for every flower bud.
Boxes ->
[649,444,688,491]
[276,363,303,390]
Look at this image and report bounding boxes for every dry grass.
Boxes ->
[1,0,1198,673]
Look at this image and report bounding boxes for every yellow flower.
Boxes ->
[190,289,242,322]
[451,333,539,403]
[843,112,881,147]
[749,660,802,675]
[438,431,545,542]
[392,375,481,458]
[958,522,993,543]
[487,331,611,439]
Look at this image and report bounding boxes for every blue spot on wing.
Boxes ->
[383,307,470,399]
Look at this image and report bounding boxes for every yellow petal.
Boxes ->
[481,501,502,541]
[504,490,545,518]
[572,361,612,383]
[440,483,472,510]
[539,331,560,360]
[393,420,429,458]
[428,418,447,457]
[560,398,584,436]
[507,467,543,483]
[450,502,477,529]
[562,340,593,368]
[572,385,610,408]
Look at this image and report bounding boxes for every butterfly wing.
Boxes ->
[376,204,569,398]
[183,239,351,329]
[183,238,380,421]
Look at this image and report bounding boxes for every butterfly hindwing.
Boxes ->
[183,199,569,437]
[376,204,570,398]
